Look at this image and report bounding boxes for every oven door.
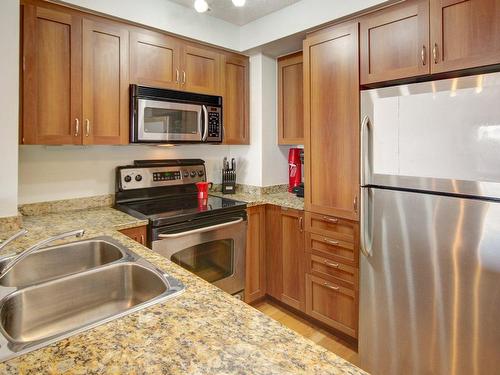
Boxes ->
[137,99,207,142]
[151,216,246,295]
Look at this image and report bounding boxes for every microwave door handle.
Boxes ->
[158,218,243,238]
[202,105,209,141]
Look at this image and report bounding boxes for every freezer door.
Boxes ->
[359,187,500,375]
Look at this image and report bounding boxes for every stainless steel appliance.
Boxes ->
[130,85,223,143]
[359,72,500,375]
[115,159,247,296]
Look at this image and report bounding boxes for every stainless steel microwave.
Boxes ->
[130,85,223,143]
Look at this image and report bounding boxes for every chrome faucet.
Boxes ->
[0,229,28,252]
[0,229,85,280]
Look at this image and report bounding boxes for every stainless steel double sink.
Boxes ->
[0,236,185,362]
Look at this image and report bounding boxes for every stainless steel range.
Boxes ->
[115,159,247,297]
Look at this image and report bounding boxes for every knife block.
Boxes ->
[222,169,236,194]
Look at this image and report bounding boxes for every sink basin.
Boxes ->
[0,239,125,287]
[0,236,184,361]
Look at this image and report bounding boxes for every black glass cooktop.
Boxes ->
[117,194,247,227]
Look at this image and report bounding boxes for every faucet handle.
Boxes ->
[0,229,28,251]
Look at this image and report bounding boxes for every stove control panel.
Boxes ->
[119,165,205,190]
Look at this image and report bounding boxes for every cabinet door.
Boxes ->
[119,225,148,246]
[223,54,249,144]
[430,0,500,73]
[281,209,305,311]
[303,22,360,220]
[360,0,430,85]
[278,52,304,144]
[245,205,266,304]
[181,44,221,95]
[265,205,282,300]
[306,274,358,338]
[130,30,181,89]
[82,19,129,145]
[22,5,82,145]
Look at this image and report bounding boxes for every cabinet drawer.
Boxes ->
[305,274,357,338]
[307,253,358,290]
[306,232,358,266]
[305,212,357,242]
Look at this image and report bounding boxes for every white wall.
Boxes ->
[62,0,241,50]
[0,0,19,217]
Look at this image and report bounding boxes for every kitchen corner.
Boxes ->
[0,203,363,374]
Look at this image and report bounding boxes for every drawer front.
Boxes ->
[305,274,357,338]
[306,232,358,266]
[305,212,357,242]
[307,253,358,290]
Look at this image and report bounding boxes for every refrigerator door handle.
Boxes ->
[360,115,372,186]
[360,186,373,257]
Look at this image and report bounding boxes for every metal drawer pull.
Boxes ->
[74,118,79,137]
[323,238,339,245]
[85,119,90,137]
[433,43,438,64]
[421,45,426,66]
[324,260,339,268]
[323,282,340,291]
[322,216,338,223]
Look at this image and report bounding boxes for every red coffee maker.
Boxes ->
[288,148,302,192]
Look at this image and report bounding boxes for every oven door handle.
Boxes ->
[158,218,244,239]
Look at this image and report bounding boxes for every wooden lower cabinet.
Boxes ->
[245,205,266,304]
[306,274,358,338]
[119,225,147,246]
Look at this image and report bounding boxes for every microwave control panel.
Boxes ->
[207,107,222,142]
[119,165,205,190]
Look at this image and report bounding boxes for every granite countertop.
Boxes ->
[211,191,305,210]
[0,207,364,375]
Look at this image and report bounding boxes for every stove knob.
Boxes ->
[190,171,196,177]
[198,170,204,177]
[183,171,189,178]
[135,175,143,182]
[124,175,132,183]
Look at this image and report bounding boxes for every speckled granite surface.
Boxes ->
[0,215,22,233]
[211,191,305,210]
[19,195,114,216]
[0,207,364,374]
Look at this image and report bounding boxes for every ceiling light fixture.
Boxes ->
[232,0,246,6]
[194,0,208,13]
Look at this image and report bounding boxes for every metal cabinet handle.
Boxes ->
[324,260,339,268]
[182,71,186,85]
[421,45,427,66]
[176,68,180,83]
[298,216,304,232]
[432,43,438,64]
[74,118,80,137]
[323,282,340,291]
[323,238,339,246]
[353,196,358,213]
[322,216,338,223]
[140,234,145,244]
[85,119,90,137]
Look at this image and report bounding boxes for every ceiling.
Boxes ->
[170,0,301,26]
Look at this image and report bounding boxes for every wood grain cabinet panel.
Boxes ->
[245,205,266,304]
[265,205,283,300]
[360,0,430,84]
[223,54,249,144]
[119,225,147,246]
[130,30,181,89]
[303,22,360,221]
[182,44,221,95]
[306,274,358,338]
[278,52,304,145]
[307,253,358,290]
[430,0,500,73]
[22,5,82,145]
[280,208,305,311]
[82,19,129,145]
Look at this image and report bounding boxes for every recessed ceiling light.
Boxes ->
[232,0,246,7]
[194,0,209,13]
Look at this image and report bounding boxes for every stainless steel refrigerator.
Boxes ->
[359,72,500,375]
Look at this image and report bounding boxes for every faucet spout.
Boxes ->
[0,229,28,252]
[0,229,85,280]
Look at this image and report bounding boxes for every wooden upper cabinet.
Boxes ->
[181,44,222,95]
[130,30,181,89]
[280,208,305,311]
[223,54,249,145]
[278,52,304,145]
[304,22,360,221]
[22,5,82,145]
[82,19,129,145]
[430,0,500,73]
[360,0,430,85]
